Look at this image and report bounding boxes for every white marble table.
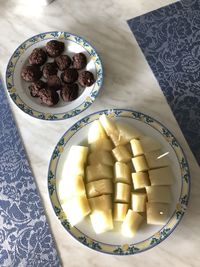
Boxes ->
[0,0,200,266]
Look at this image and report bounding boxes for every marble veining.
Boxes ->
[0,0,199,266]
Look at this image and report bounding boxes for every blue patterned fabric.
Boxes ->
[128,0,200,164]
[0,78,60,266]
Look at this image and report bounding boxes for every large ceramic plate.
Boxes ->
[48,109,190,255]
[6,31,103,120]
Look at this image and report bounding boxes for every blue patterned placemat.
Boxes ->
[128,0,200,165]
[0,78,61,266]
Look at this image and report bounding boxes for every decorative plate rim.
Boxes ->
[47,109,190,255]
[5,31,103,121]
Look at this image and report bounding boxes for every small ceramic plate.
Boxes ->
[48,109,190,255]
[6,31,103,120]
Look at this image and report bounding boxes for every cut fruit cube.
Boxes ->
[146,202,170,225]
[61,194,91,226]
[88,195,112,211]
[148,166,174,186]
[67,145,89,166]
[90,138,114,152]
[88,120,107,144]
[145,150,169,169]
[114,182,131,203]
[90,209,113,234]
[86,164,113,182]
[99,115,141,146]
[146,186,172,203]
[121,209,143,238]
[130,139,143,157]
[132,192,147,212]
[130,137,161,157]
[132,172,150,189]
[110,121,141,146]
[113,203,129,221]
[64,145,88,176]
[109,132,121,147]
[132,155,149,172]
[114,162,131,184]
[112,145,132,163]
[86,179,113,198]
[57,175,85,203]
[115,120,141,145]
[99,114,119,137]
[88,151,115,166]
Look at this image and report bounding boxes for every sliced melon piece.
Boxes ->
[90,138,114,152]
[90,209,113,234]
[88,151,115,166]
[130,137,161,157]
[121,209,143,238]
[88,195,112,211]
[86,164,113,182]
[61,194,91,226]
[115,120,141,146]
[64,161,85,176]
[145,150,169,169]
[148,166,174,185]
[132,155,149,172]
[114,162,131,184]
[112,145,132,163]
[146,202,170,225]
[132,172,150,189]
[64,145,88,176]
[86,179,113,198]
[130,139,143,157]
[99,114,118,137]
[67,145,89,166]
[114,182,131,203]
[132,192,147,212]
[109,132,121,147]
[57,175,85,203]
[110,122,141,146]
[99,115,141,146]
[113,203,129,221]
[88,120,107,144]
[146,186,172,203]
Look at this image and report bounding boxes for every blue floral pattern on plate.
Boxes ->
[128,0,200,165]
[0,78,60,266]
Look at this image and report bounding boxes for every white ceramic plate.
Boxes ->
[6,31,103,120]
[48,109,190,255]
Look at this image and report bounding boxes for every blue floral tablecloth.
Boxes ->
[0,77,60,266]
[128,0,200,165]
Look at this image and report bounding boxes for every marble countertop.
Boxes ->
[0,0,199,266]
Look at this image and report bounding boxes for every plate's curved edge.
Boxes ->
[5,31,104,121]
[47,109,191,255]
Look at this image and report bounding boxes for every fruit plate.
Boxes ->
[6,31,103,120]
[48,109,190,255]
